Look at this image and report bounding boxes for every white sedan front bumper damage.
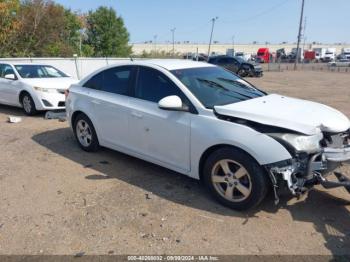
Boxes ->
[266,133,350,204]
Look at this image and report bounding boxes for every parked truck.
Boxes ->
[313,48,327,62]
[226,48,235,57]
[291,48,304,61]
[341,48,350,60]
[256,48,271,63]
[323,48,336,62]
[304,50,316,62]
[235,52,252,62]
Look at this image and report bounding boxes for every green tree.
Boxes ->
[0,0,21,57]
[15,0,82,57]
[85,6,131,57]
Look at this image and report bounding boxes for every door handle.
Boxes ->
[131,112,143,119]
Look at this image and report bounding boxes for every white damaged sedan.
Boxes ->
[0,63,78,115]
[66,60,350,210]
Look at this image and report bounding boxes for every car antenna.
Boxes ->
[130,56,134,62]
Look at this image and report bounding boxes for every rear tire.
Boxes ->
[73,114,100,152]
[21,93,37,116]
[203,147,269,211]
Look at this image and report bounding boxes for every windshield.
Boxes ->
[233,56,245,63]
[171,67,265,109]
[15,65,68,79]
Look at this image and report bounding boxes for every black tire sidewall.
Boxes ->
[203,147,268,211]
[238,68,248,77]
[73,114,99,152]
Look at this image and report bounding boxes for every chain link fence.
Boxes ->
[262,62,350,73]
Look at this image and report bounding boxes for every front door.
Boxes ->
[0,64,20,105]
[217,57,238,73]
[128,66,191,172]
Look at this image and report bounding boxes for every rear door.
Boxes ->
[82,66,135,148]
[128,66,192,172]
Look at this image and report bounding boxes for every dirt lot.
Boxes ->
[0,71,350,256]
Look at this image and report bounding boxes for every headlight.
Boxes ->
[34,86,58,93]
[269,132,323,153]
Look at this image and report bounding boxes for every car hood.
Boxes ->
[22,77,78,90]
[214,94,350,135]
[239,61,258,67]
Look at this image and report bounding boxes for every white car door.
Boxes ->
[128,66,191,172]
[83,66,134,149]
[0,64,21,105]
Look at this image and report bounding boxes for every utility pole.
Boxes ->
[171,28,176,57]
[294,0,305,70]
[232,35,235,56]
[78,29,84,57]
[207,17,218,58]
[302,17,307,53]
[153,34,158,54]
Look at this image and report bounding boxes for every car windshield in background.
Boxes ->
[234,56,245,63]
[15,65,68,79]
[171,67,265,109]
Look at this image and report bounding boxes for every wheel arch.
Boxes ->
[198,144,263,182]
[71,110,94,128]
[70,110,100,140]
[19,90,30,104]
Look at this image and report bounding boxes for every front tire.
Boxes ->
[21,93,37,116]
[238,67,249,77]
[203,147,269,211]
[73,114,100,152]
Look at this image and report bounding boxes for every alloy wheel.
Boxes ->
[76,119,93,147]
[23,96,32,113]
[211,159,252,202]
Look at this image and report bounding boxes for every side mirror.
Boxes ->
[158,95,187,112]
[4,74,16,80]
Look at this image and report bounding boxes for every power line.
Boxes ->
[220,0,290,24]
[132,0,290,44]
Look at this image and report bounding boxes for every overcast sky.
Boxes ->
[55,0,349,44]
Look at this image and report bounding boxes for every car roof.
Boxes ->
[1,62,51,66]
[2,60,214,71]
[209,55,232,59]
[140,59,214,70]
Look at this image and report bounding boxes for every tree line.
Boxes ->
[0,0,132,57]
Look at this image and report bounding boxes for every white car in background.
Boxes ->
[0,63,78,115]
[66,60,350,210]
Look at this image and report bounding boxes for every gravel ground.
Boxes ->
[0,70,349,256]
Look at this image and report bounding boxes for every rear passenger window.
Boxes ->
[84,66,133,95]
[84,72,103,90]
[135,67,185,103]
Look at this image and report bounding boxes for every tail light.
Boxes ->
[64,89,70,99]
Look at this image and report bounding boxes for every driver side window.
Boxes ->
[135,66,185,103]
